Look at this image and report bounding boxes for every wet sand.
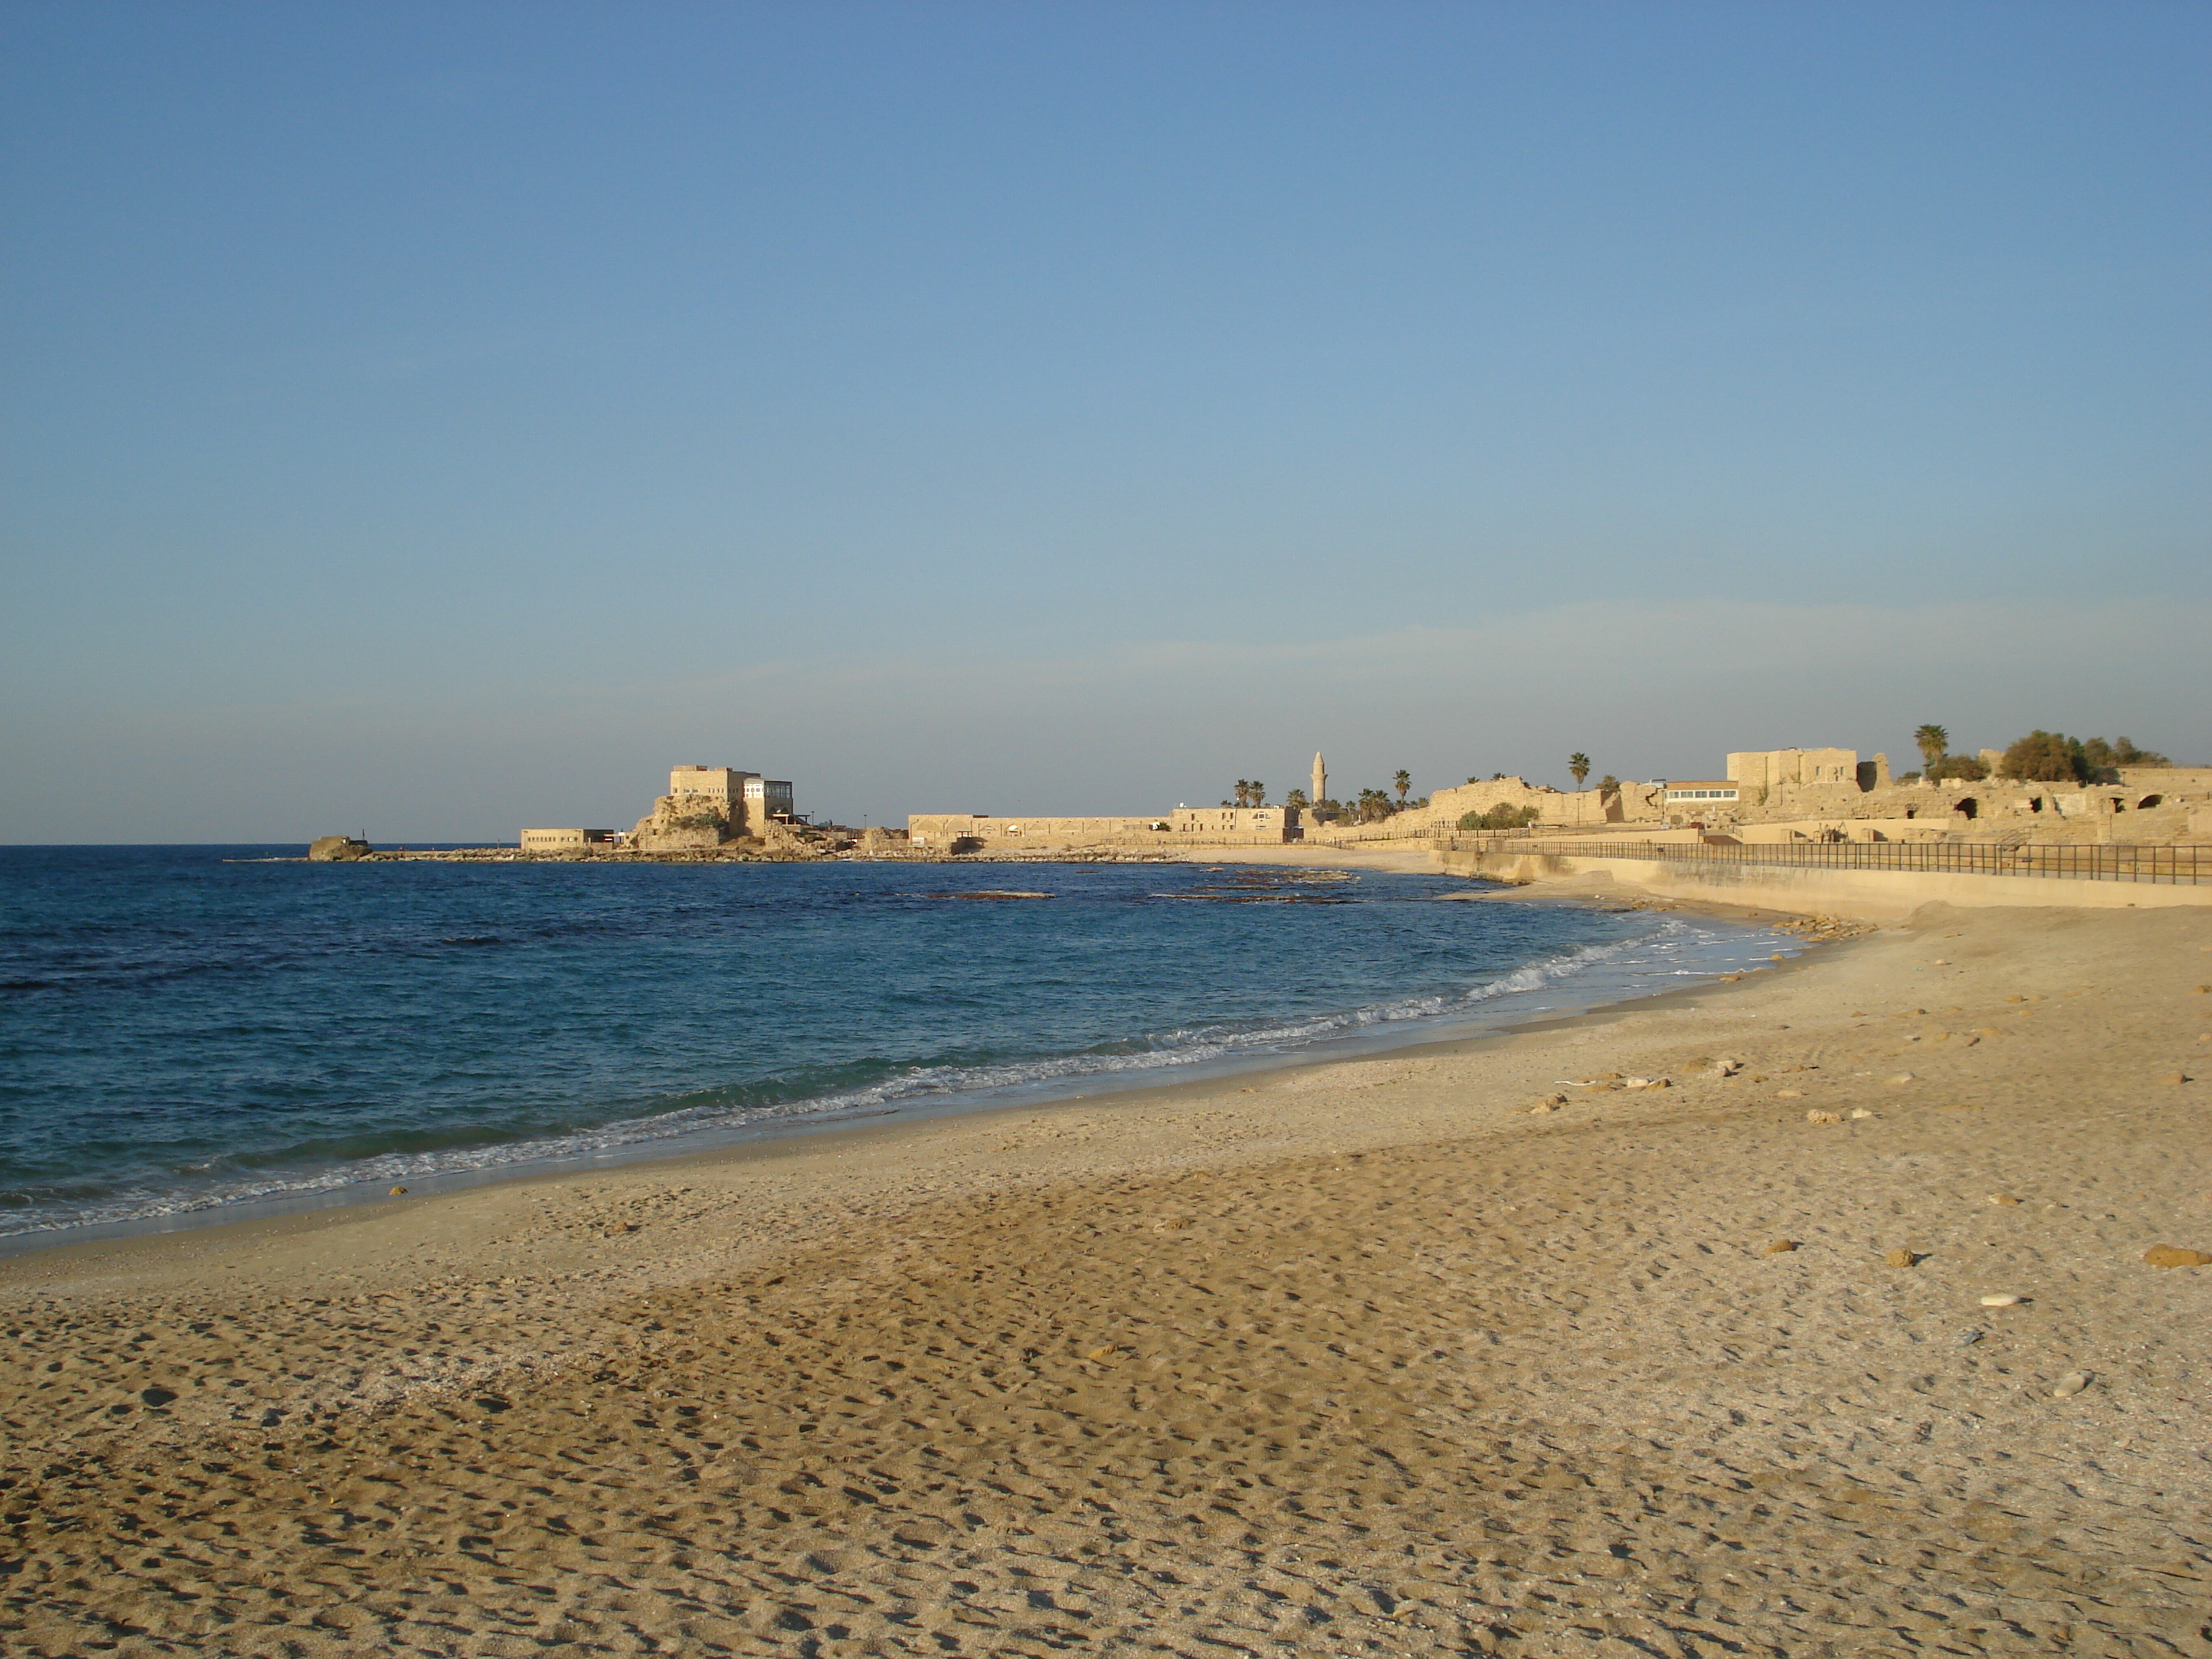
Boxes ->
[4,900,2209,1656]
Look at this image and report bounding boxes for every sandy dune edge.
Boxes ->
[4,904,2209,1656]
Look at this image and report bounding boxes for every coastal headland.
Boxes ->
[4,893,2208,1655]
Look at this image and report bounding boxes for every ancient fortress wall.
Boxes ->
[669,765,749,804]
[907,815,1170,850]
[1726,747,1861,790]
[906,809,1295,850]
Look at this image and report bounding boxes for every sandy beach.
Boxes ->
[4,890,2209,1657]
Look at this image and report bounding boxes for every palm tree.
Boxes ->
[1232,779,1251,807]
[1393,769,1412,806]
[1251,781,1267,806]
[1914,724,1948,774]
[1568,752,1591,791]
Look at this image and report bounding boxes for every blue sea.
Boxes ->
[0,848,1790,1244]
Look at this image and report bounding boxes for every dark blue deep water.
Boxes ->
[0,848,1788,1238]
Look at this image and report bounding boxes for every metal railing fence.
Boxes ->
[1431,835,2210,885]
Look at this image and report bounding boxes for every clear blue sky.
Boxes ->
[4,1,2207,840]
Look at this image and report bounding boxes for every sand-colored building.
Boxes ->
[520,763,800,854]
[1727,747,1864,791]
[519,828,618,853]
[660,767,793,824]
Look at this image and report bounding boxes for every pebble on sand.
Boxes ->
[388,1186,408,1197]
[1623,1076,1670,1089]
[1980,1293,2028,1307]
[1848,1108,1876,1119]
[1806,1109,1843,1124]
[1884,1248,1921,1268]
[1763,1239,1799,1254]
[2158,1073,2191,1085]
[1777,1089,1804,1099]
[2141,1245,2212,1268]
[2050,1370,2093,1399]
[1987,1193,2022,1206]
[1887,1072,1917,1084]
[1527,1099,1561,1114]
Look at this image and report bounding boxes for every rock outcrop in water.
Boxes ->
[306,836,372,862]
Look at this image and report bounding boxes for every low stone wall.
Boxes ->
[906,813,1294,852]
[1439,847,2212,922]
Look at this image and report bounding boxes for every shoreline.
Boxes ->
[4,900,2208,1653]
[0,868,1788,1262]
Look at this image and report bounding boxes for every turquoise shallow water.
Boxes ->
[0,848,1787,1238]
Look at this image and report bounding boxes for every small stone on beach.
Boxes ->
[2050,1370,2092,1399]
[1980,1294,2027,1307]
[1885,1248,1920,1268]
[1960,1328,1982,1345]
[1888,1073,1917,1084]
[389,1186,408,1197]
[2141,1245,2212,1268]
[1849,1108,1876,1120]
[1763,1239,1798,1254]
[2157,1073,2190,1086]
[1806,1109,1842,1123]
[1987,1193,2021,1206]
[1777,1089,1804,1099]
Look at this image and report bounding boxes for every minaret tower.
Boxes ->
[1311,752,1327,806]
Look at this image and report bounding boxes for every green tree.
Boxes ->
[1285,787,1309,810]
[1568,752,1591,790]
[1928,754,1987,782]
[1914,724,1949,773]
[1251,781,1267,806]
[1458,803,1541,832]
[1393,769,1412,806]
[1999,732,2087,783]
[2080,737,2169,779]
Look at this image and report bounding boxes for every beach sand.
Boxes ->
[4,897,2209,1656]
